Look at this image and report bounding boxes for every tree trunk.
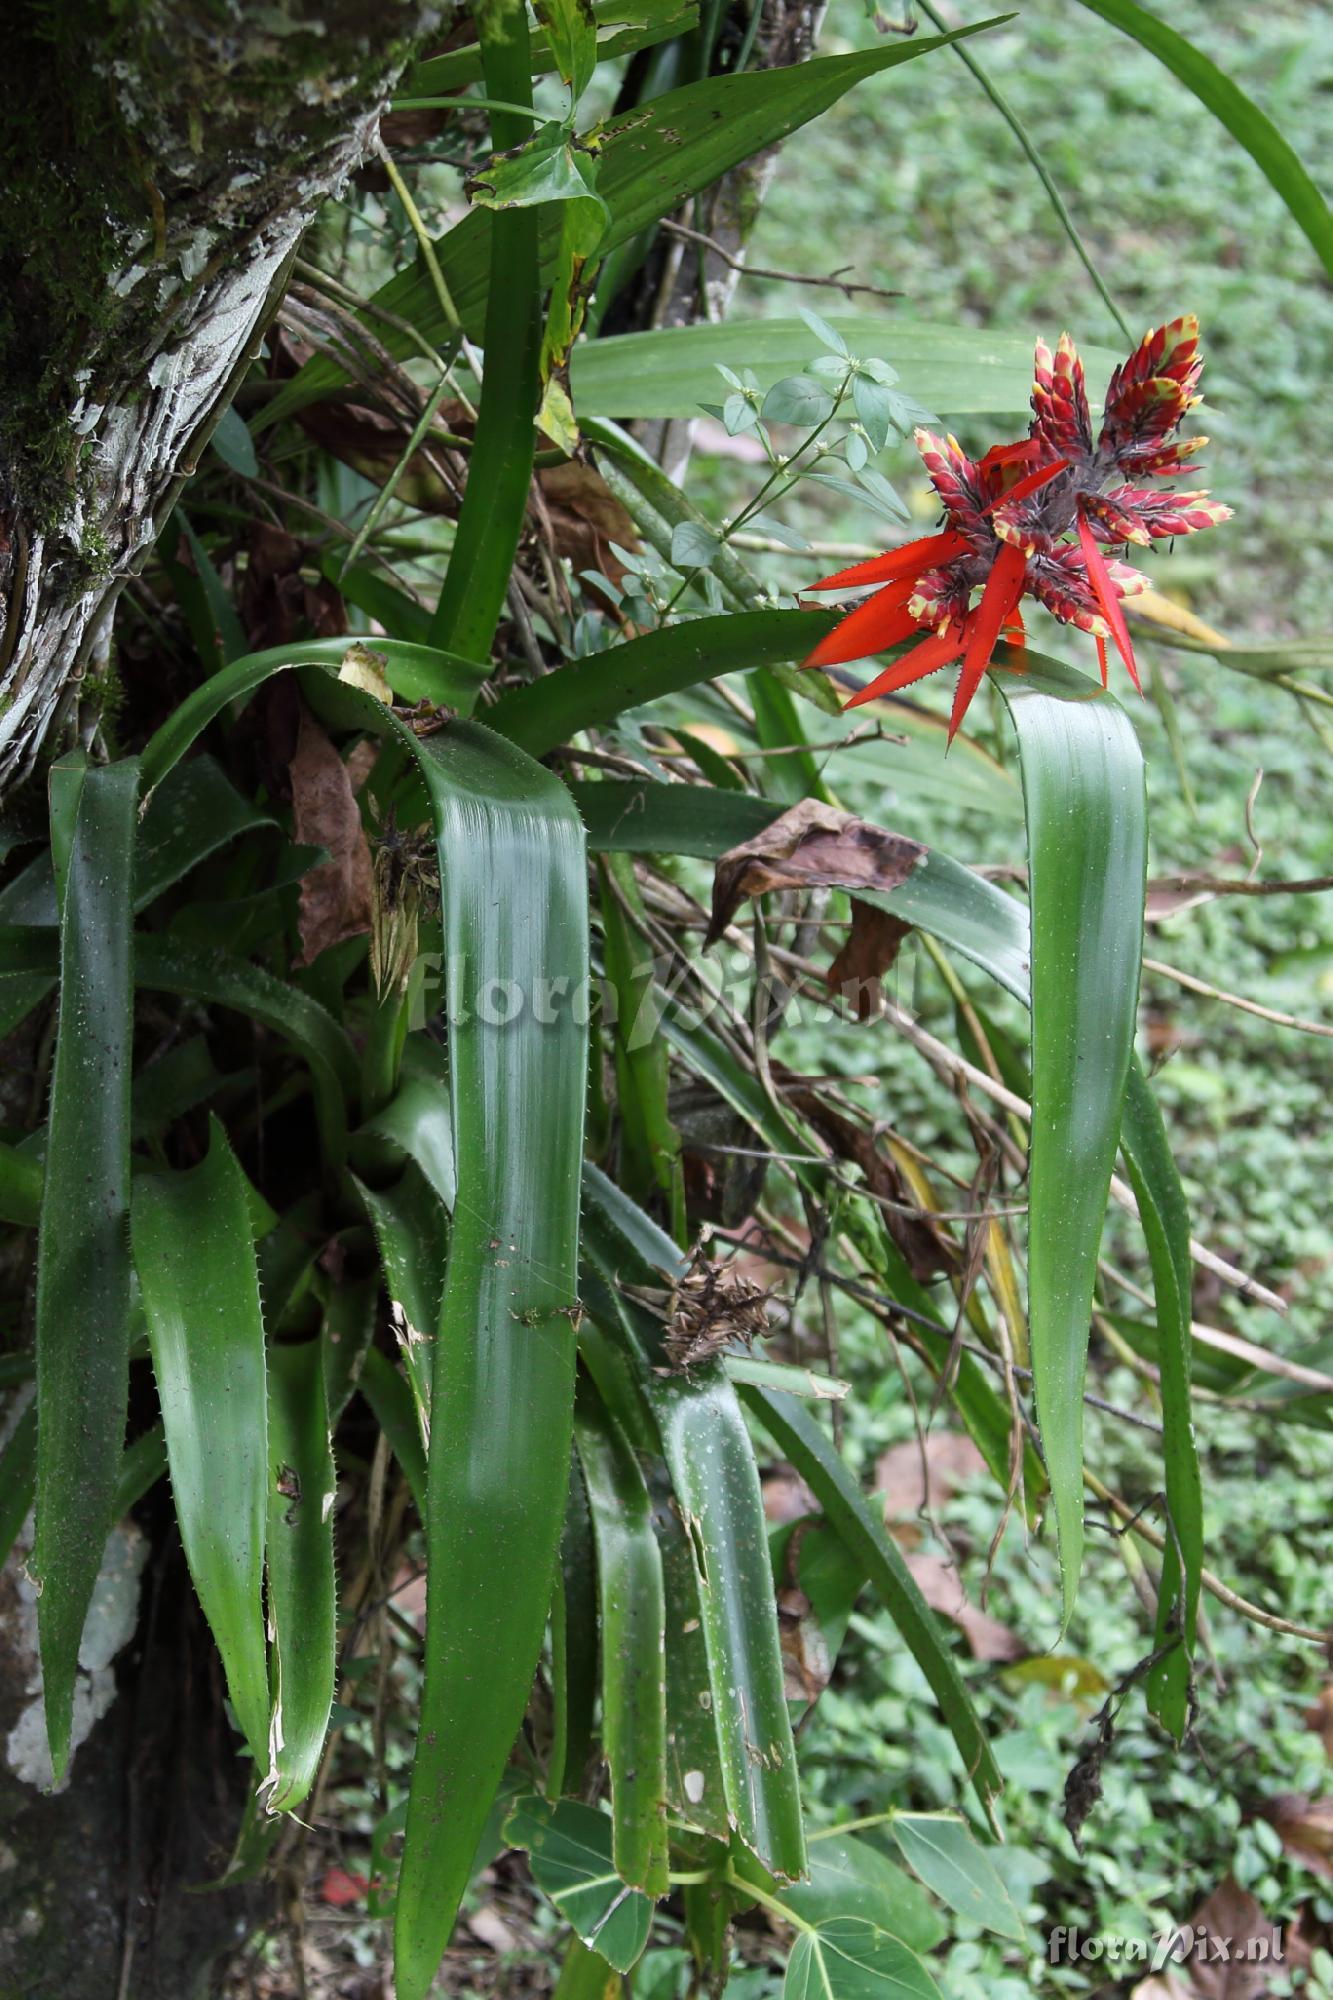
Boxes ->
[0,0,441,794]
[0,1515,270,1999]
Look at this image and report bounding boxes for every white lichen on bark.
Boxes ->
[0,1,443,792]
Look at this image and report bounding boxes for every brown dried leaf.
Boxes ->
[1262,1795,1333,1880]
[1304,1685,1333,1760]
[761,1467,819,1526]
[1185,1875,1286,2000]
[707,801,925,949]
[290,706,374,967]
[875,1433,987,1517]
[788,1088,954,1282]
[537,460,639,591]
[778,1582,834,1703]
[903,1552,1024,1662]
[242,523,346,652]
[827,903,912,1019]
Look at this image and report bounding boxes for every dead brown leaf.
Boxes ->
[290,706,374,967]
[761,1466,819,1526]
[708,801,924,943]
[292,386,638,598]
[875,1432,987,1517]
[1130,1977,1194,2000]
[536,459,639,593]
[903,1552,1024,1662]
[778,1583,834,1703]
[242,523,347,653]
[1304,1685,1333,1760]
[827,904,913,1019]
[706,801,923,1013]
[1262,1795,1333,1879]
[789,1089,954,1282]
[1185,1875,1286,2000]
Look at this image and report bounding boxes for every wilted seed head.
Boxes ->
[660,1244,773,1374]
[369,806,437,999]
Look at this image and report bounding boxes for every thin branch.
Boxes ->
[1084,1469,1332,1645]
[1143,956,1333,1039]
[873,997,1289,1315]
[658,218,904,302]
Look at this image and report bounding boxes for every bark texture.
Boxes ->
[0,1520,269,2000]
[0,0,442,793]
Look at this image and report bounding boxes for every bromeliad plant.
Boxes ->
[803,316,1232,734]
[2,3,1328,1997]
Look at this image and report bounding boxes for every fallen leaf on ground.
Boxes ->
[789,1089,954,1281]
[904,1551,1024,1662]
[1261,1795,1333,1879]
[876,1432,986,1516]
[1185,1875,1286,2000]
[319,1867,369,1908]
[1304,1685,1333,1760]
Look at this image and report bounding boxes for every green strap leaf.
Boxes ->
[394,721,589,2000]
[997,653,1146,1629]
[573,316,1119,424]
[0,1400,37,1570]
[263,24,1003,424]
[649,1463,731,1842]
[581,1173,806,1881]
[570,778,777,857]
[405,0,698,96]
[321,1275,380,1424]
[574,1388,669,1895]
[486,610,836,759]
[133,936,356,1166]
[427,1,542,661]
[358,1346,428,1515]
[0,755,273,928]
[598,851,684,1234]
[138,637,488,795]
[33,757,138,1779]
[550,1451,599,1798]
[1074,0,1333,280]
[742,1386,1002,1831]
[1120,1064,1201,1738]
[131,1120,271,1768]
[263,1338,337,1813]
[356,1161,447,1445]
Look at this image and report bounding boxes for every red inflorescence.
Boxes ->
[803,316,1231,740]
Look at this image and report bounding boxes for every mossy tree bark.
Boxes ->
[0,0,442,793]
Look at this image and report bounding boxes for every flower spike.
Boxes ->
[801,316,1229,729]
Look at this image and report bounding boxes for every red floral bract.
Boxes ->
[803,316,1231,739]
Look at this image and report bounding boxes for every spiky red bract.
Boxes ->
[800,316,1229,732]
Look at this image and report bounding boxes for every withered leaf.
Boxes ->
[1262,1794,1333,1880]
[536,459,639,592]
[827,905,912,1018]
[902,1551,1024,1663]
[788,1087,953,1282]
[875,1432,987,1518]
[1185,1875,1286,2000]
[706,801,924,1011]
[290,705,374,967]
